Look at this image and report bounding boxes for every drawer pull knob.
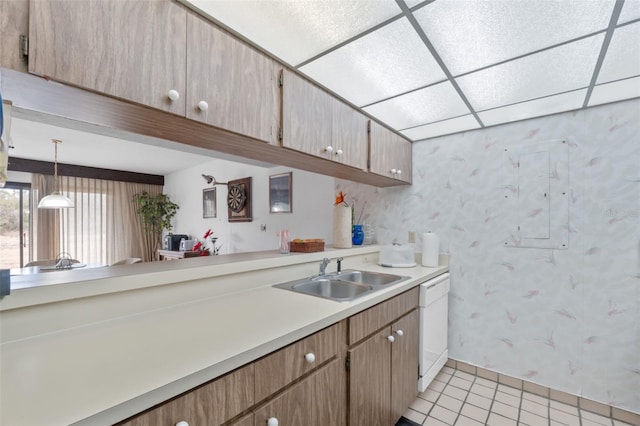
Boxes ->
[304,352,316,363]
[391,168,397,174]
[197,100,209,111]
[396,329,404,336]
[387,335,395,343]
[324,145,334,153]
[335,149,343,156]
[175,421,189,426]
[396,169,402,175]
[167,89,180,102]
[267,417,279,426]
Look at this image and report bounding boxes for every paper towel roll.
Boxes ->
[421,232,439,267]
[333,206,352,248]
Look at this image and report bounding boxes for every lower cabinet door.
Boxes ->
[313,358,346,426]
[253,373,314,426]
[391,309,420,423]
[348,327,392,426]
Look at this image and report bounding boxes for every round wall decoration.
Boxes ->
[227,184,246,213]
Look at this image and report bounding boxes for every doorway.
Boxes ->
[0,182,31,269]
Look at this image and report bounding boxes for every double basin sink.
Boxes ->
[273,269,410,302]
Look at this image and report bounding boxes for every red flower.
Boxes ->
[203,229,213,239]
[193,241,202,251]
[335,191,347,206]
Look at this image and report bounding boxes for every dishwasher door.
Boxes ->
[418,273,450,392]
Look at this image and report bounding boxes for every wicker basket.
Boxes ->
[289,240,325,253]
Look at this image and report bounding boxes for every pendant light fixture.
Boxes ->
[38,139,74,209]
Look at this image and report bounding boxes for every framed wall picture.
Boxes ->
[227,177,252,222]
[269,172,292,214]
[203,187,217,218]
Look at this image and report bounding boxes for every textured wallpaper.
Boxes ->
[337,98,640,414]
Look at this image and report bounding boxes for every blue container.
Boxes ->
[352,224,364,245]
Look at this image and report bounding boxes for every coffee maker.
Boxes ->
[163,234,188,251]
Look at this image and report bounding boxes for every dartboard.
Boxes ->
[227,184,246,213]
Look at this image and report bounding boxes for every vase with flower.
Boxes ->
[193,228,221,256]
[333,191,366,248]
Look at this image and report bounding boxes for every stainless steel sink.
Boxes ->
[331,269,409,286]
[273,269,410,302]
[291,279,373,302]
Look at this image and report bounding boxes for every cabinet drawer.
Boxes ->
[254,323,341,402]
[348,287,419,345]
[119,364,254,426]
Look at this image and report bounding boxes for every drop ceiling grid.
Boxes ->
[183,0,640,141]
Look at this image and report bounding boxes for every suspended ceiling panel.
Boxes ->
[186,0,401,66]
[299,18,445,107]
[478,89,588,126]
[456,34,604,111]
[363,81,470,130]
[618,0,640,24]
[413,0,614,75]
[589,76,640,106]
[597,22,640,83]
[183,0,640,142]
[401,115,481,141]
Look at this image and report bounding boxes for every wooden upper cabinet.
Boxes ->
[186,13,279,144]
[369,120,412,183]
[281,69,334,158]
[332,98,368,170]
[28,0,187,115]
[0,0,29,73]
[281,69,367,169]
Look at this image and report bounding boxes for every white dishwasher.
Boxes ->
[418,272,450,392]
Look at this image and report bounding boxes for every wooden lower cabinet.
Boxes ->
[252,357,345,426]
[349,309,420,426]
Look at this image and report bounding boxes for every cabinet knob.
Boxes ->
[175,421,189,426]
[387,335,395,343]
[197,100,209,111]
[324,145,334,153]
[304,352,316,363]
[396,329,404,336]
[390,168,397,174]
[335,149,343,156]
[396,169,402,175]
[167,89,180,102]
[267,417,279,426]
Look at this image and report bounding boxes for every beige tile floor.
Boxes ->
[403,366,637,426]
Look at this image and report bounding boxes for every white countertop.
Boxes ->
[0,247,448,425]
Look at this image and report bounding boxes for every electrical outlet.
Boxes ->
[260,224,267,232]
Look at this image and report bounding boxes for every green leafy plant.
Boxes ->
[133,191,179,260]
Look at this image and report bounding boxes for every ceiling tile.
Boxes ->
[363,81,470,129]
[413,0,615,75]
[401,115,480,141]
[618,0,640,24]
[186,0,401,66]
[456,34,604,111]
[478,89,588,126]
[589,76,640,106]
[299,18,446,107]
[597,22,640,84]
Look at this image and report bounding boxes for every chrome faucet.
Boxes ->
[319,258,330,276]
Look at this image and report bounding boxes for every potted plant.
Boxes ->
[133,191,179,261]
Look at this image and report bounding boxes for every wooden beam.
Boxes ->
[8,157,165,185]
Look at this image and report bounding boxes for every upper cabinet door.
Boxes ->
[281,69,334,158]
[0,0,29,73]
[186,13,279,144]
[28,0,187,115]
[332,99,368,170]
[369,121,412,184]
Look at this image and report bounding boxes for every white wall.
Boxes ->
[164,159,334,254]
[337,99,640,414]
